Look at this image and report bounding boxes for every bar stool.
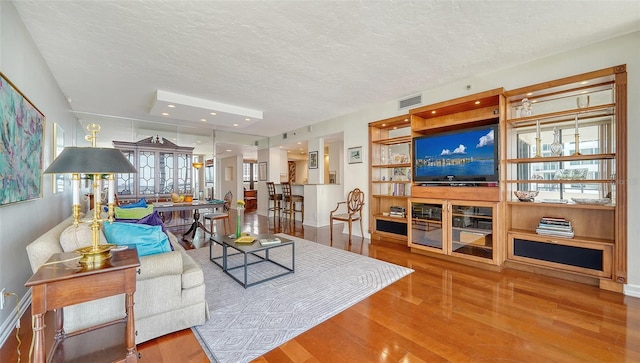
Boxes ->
[266,182,282,222]
[281,181,304,223]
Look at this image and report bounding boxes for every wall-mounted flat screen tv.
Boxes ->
[412,124,499,185]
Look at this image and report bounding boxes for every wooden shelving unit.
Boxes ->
[503,65,627,291]
[368,115,412,244]
[365,66,627,291]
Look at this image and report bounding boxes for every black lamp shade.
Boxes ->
[44,147,137,174]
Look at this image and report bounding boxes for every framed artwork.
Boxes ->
[259,162,267,181]
[52,123,65,193]
[348,146,363,164]
[309,151,318,169]
[0,72,45,206]
[329,171,336,184]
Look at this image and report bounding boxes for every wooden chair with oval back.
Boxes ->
[330,188,365,243]
[203,191,232,235]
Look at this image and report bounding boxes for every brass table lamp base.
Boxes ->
[76,244,116,268]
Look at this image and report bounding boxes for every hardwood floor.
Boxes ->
[3,211,639,362]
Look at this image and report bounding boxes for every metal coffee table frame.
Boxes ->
[209,234,295,288]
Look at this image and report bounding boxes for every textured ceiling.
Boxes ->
[12,0,640,152]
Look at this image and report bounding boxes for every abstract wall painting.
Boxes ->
[0,72,45,206]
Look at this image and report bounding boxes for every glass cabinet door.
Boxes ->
[117,150,135,196]
[410,202,444,252]
[450,203,494,260]
[158,152,174,194]
[138,151,156,196]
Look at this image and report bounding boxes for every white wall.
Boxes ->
[0,1,83,341]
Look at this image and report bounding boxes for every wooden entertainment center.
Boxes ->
[368,65,627,291]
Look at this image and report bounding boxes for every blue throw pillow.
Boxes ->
[103,222,171,257]
[116,211,174,251]
[120,198,147,209]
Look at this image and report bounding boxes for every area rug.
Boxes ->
[186,235,413,363]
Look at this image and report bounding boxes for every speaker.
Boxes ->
[376,219,407,236]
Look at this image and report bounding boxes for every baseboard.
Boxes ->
[624,283,640,298]
[0,289,31,347]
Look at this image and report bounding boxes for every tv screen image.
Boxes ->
[413,124,498,184]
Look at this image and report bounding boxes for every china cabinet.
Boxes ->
[113,137,194,202]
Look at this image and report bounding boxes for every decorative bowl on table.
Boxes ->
[514,190,539,202]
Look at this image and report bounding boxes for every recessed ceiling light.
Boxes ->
[210,112,217,116]
[393,126,397,130]
[526,92,533,96]
[226,149,232,152]
[168,104,175,108]
[404,118,409,122]
[245,118,250,121]
[431,110,436,114]
[381,123,386,127]
[531,100,538,103]
[297,142,301,145]
[474,101,480,105]
[580,81,589,85]
[161,112,169,116]
[200,118,207,122]
[233,123,239,127]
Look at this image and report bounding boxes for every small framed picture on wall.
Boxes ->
[309,151,318,169]
[348,146,363,164]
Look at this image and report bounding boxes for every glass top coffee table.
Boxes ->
[209,234,295,288]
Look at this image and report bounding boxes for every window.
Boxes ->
[243,162,258,182]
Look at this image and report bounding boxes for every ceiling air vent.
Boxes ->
[398,94,422,110]
[283,133,288,139]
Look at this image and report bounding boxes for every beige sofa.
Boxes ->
[26,215,208,344]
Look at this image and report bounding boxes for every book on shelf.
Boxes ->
[259,237,281,246]
[535,228,575,238]
[537,223,573,231]
[540,217,571,226]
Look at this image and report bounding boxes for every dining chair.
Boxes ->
[203,191,232,235]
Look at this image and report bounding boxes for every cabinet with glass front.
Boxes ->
[503,65,627,289]
[369,115,412,242]
[113,137,194,202]
[409,199,500,266]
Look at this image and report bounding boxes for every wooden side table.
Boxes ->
[25,248,140,363]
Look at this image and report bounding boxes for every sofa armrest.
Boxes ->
[137,251,183,281]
